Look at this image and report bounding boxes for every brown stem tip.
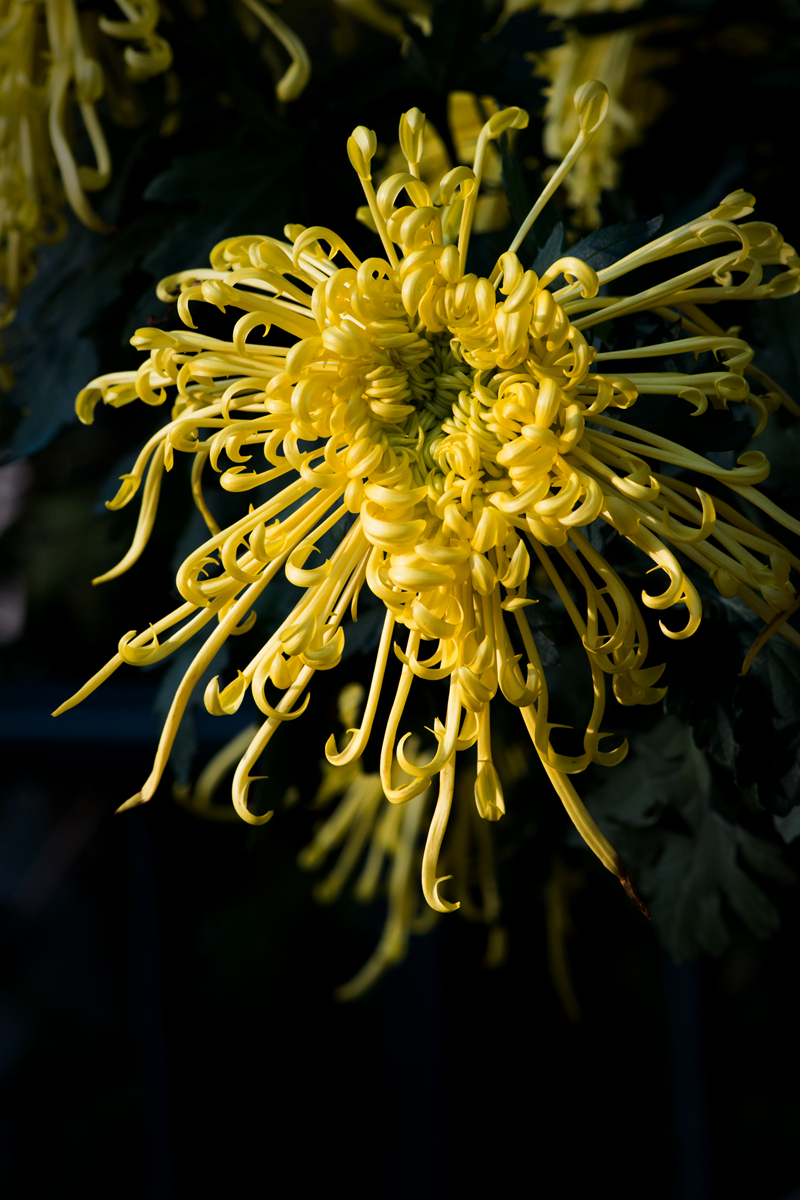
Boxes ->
[619,870,650,919]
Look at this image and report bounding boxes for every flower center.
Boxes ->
[407,333,471,421]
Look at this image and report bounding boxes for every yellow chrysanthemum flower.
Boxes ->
[59,82,800,921]
[0,0,172,341]
[533,24,672,228]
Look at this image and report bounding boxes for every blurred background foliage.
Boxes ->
[2,1,800,1196]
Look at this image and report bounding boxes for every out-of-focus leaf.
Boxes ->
[660,585,800,814]
[751,290,800,387]
[645,813,783,958]
[774,806,800,844]
[7,208,169,459]
[141,137,303,280]
[569,215,663,272]
[588,716,791,959]
[402,0,556,108]
[733,634,800,815]
[588,714,701,830]
[735,825,795,883]
[9,340,99,462]
[533,223,565,276]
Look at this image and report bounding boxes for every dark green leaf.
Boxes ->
[569,215,663,272]
[533,223,564,275]
[588,717,789,958]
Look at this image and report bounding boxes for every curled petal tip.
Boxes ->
[575,80,609,135]
[116,792,145,814]
[619,869,649,919]
[347,126,377,180]
[430,876,460,914]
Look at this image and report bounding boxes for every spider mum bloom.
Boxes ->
[60,81,800,916]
